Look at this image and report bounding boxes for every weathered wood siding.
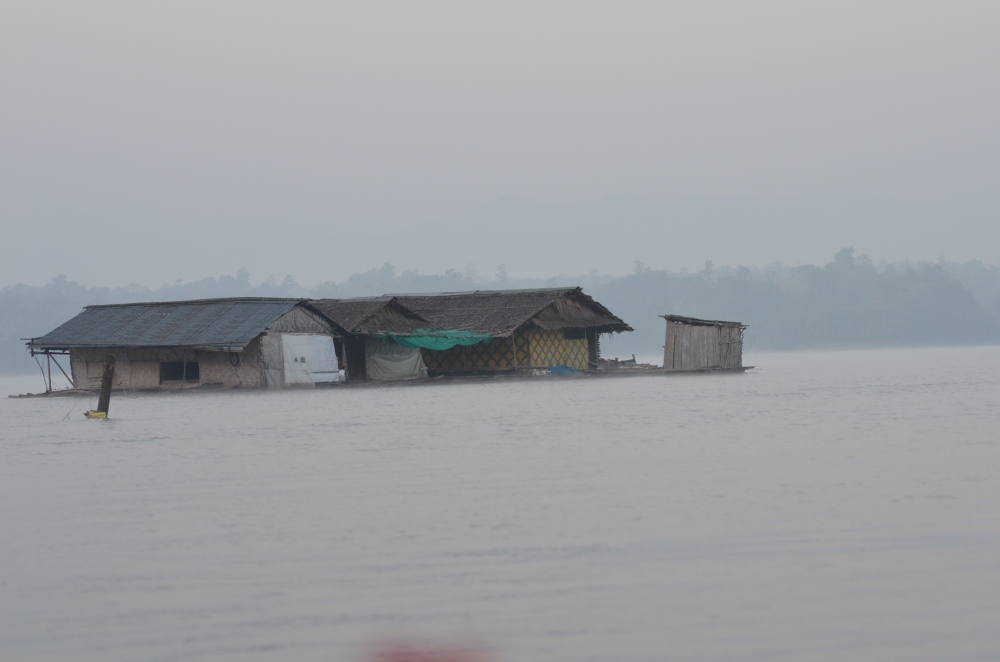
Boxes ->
[265,307,334,334]
[663,321,742,370]
[721,324,742,369]
[69,338,265,389]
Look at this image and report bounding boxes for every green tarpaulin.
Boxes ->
[376,328,493,351]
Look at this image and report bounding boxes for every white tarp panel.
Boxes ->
[365,338,428,381]
[261,333,339,387]
[281,334,339,385]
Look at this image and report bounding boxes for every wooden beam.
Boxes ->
[50,354,74,388]
[96,354,115,414]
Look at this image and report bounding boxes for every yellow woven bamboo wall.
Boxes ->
[526,328,589,370]
[421,334,529,372]
[420,328,589,372]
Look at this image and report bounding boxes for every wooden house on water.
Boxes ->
[25,289,633,389]
[26,298,346,391]
[661,315,746,372]
[313,288,630,380]
[390,288,632,377]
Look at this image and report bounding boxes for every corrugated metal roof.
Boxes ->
[28,298,305,350]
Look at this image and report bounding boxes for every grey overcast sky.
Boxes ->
[2,1,998,287]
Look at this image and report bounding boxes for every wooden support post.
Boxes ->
[86,354,115,419]
[46,352,52,393]
[50,354,74,388]
[511,333,518,373]
[96,354,115,414]
[663,320,675,370]
[586,327,599,370]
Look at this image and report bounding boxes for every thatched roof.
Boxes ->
[393,288,631,336]
[28,298,331,352]
[310,297,428,334]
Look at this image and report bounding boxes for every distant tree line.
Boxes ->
[592,248,1000,357]
[2,249,999,373]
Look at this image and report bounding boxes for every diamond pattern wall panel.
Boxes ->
[527,328,589,370]
[419,328,590,372]
[421,333,527,372]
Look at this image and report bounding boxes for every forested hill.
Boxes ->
[3,250,1000,373]
[591,249,1000,357]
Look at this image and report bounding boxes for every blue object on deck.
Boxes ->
[547,365,579,376]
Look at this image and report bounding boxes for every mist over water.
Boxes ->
[4,4,998,658]
[3,346,999,661]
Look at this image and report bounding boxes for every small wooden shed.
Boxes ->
[661,315,746,371]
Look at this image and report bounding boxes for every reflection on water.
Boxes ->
[2,346,1000,661]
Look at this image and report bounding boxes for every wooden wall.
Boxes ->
[69,338,265,389]
[662,321,743,371]
[265,307,334,334]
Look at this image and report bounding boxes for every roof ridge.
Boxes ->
[310,296,395,303]
[390,287,579,297]
[660,314,744,326]
[84,297,305,310]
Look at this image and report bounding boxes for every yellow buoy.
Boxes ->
[84,410,107,419]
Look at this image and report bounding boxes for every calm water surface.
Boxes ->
[2,346,999,661]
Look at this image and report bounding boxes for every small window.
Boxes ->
[160,361,200,382]
[563,328,586,340]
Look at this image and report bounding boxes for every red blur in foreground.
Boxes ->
[367,643,491,662]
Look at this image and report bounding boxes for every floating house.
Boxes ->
[26,289,633,390]
[392,288,632,376]
[661,315,745,371]
[26,298,345,390]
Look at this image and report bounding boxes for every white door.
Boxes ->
[280,334,339,384]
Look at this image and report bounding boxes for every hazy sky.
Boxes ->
[2,1,998,287]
